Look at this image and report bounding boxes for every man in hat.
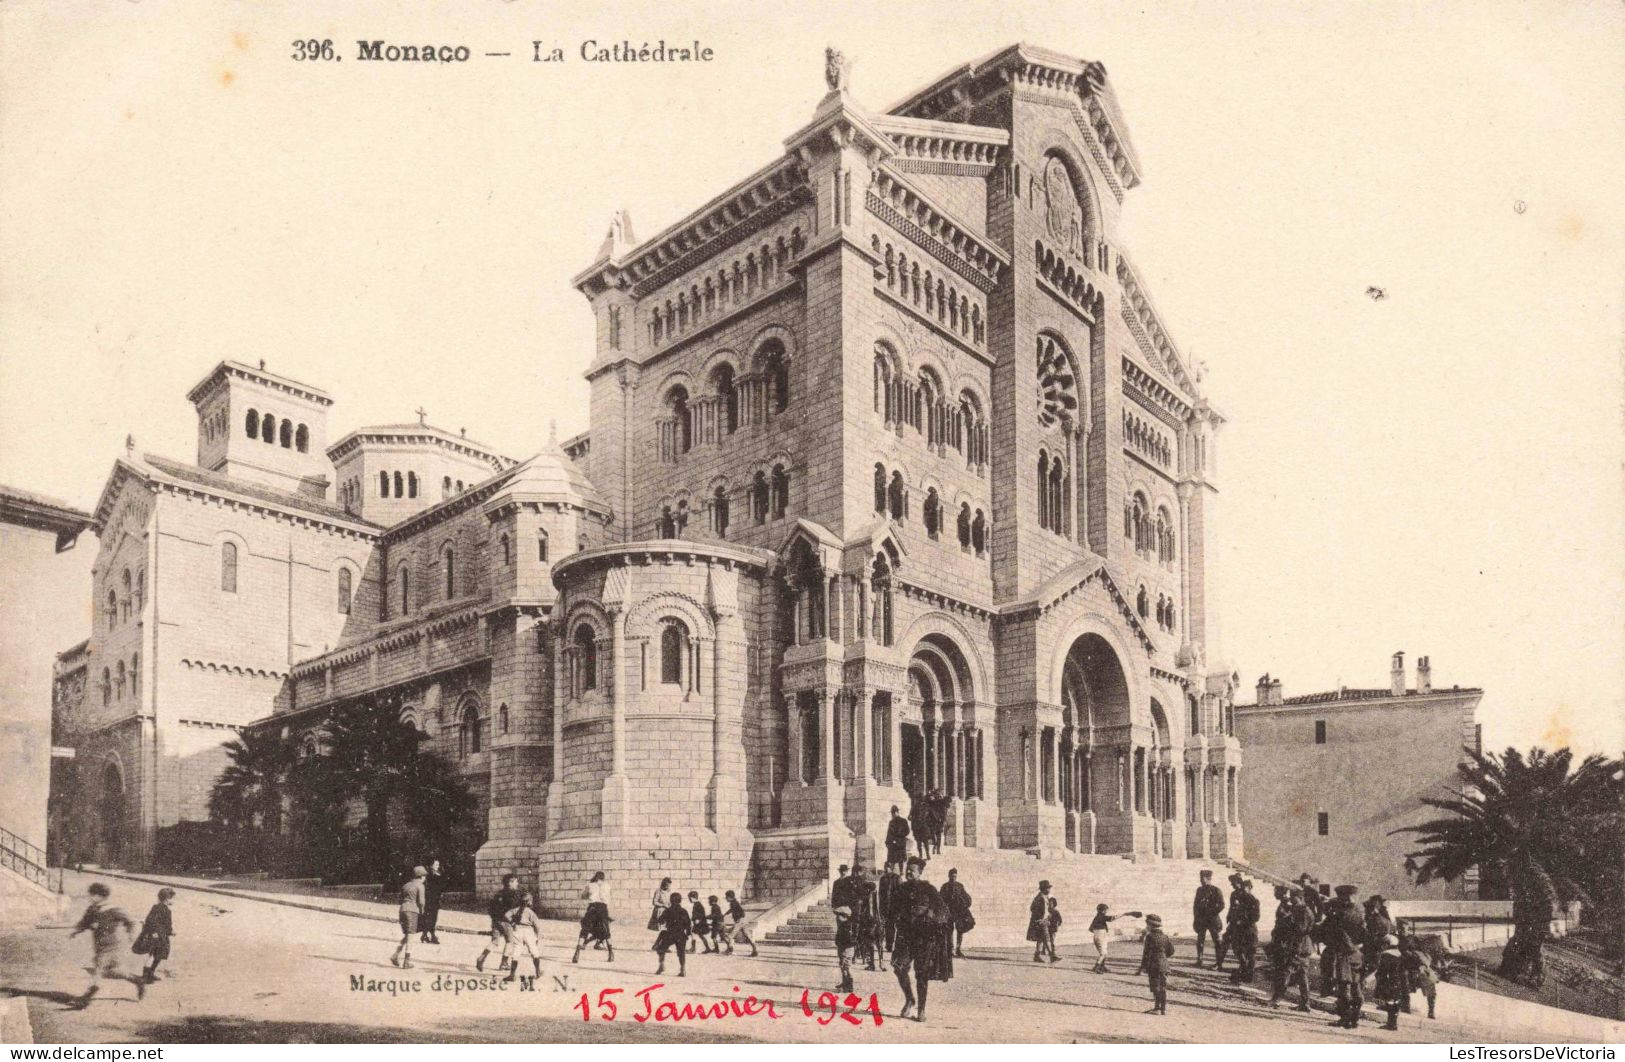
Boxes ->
[1297,873,1325,923]
[1215,872,1244,971]
[1192,869,1226,968]
[1267,885,1314,1011]
[850,863,882,972]
[910,799,932,861]
[1029,880,1058,962]
[392,865,427,969]
[1315,884,1368,1028]
[1136,914,1176,1014]
[939,868,974,958]
[1228,878,1262,983]
[830,862,862,992]
[890,856,953,1021]
[885,806,911,872]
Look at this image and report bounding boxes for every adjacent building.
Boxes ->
[54,44,1247,911]
[1234,652,1483,899]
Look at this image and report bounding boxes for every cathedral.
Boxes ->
[53,43,1245,912]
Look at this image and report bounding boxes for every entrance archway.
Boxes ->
[98,762,125,866]
[1057,632,1132,850]
[905,633,980,804]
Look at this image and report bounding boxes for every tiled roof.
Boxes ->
[1238,686,1484,710]
[143,455,381,530]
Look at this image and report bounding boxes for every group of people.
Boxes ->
[1194,869,1441,1031]
[646,878,758,977]
[830,857,960,1022]
[888,795,951,863]
[66,882,176,1008]
[389,859,448,969]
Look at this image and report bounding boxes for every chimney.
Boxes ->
[1417,655,1432,693]
[1269,678,1283,705]
[1255,673,1271,705]
[1391,651,1406,696]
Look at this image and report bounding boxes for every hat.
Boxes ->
[1240,879,1254,890]
[1039,879,1052,890]
[906,856,926,871]
[1335,884,1358,897]
[158,887,176,901]
[412,865,427,878]
[1371,894,1386,904]
[1145,914,1163,927]
[891,805,900,813]
[1383,934,1399,947]
[1228,872,1244,884]
[838,864,850,874]
[1200,869,1213,878]
[88,883,110,897]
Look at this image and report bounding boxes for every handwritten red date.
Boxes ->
[575,984,883,1026]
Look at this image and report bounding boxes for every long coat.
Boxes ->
[891,879,954,981]
[135,903,173,961]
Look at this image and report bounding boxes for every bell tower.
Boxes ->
[187,360,334,498]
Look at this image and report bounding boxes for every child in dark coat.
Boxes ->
[134,888,176,984]
[1136,914,1176,1015]
[654,892,691,976]
[687,890,714,954]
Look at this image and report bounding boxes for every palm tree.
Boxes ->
[1402,746,1621,986]
[209,727,296,832]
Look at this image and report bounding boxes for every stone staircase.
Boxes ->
[761,845,1279,949]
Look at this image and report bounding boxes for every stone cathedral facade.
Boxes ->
[53,44,1245,911]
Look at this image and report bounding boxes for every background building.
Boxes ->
[1234,652,1483,899]
[0,486,92,860]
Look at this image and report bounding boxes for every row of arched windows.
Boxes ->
[244,409,310,453]
[874,239,986,346]
[99,653,139,706]
[873,346,990,469]
[1037,449,1072,536]
[655,465,789,540]
[658,341,790,462]
[1124,492,1177,567]
[105,568,146,628]
[649,229,805,345]
[1134,585,1179,633]
[1123,410,1173,468]
[496,530,549,566]
[873,463,987,555]
[372,471,474,502]
[200,408,229,444]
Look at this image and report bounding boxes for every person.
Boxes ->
[885,806,911,872]
[1215,872,1244,971]
[1363,895,1396,970]
[1192,869,1226,968]
[850,865,882,972]
[419,858,445,945]
[1266,886,1314,1011]
[723,890,758,957]
[648,877,673,932]
[504,891,546,982]
[1047,896,1063,955]
[653,890,691,977]
[1227,879,1261,983]
[477,873,521,972]
[877,863,901,957]
[1316,884,1368,1028]
[707,895,727,955]
[1136,913,1176,1014]
[71,882,143,1007]
[1400,931,1438,1020]
[572,870,615,963]
[910,800,931,860]
[1372,934,1407,1030]
[939,868,973,958]
[391,865,427,969]
[1297,873,1325,924]
[928,790,949,856]
[1089,904,1122,973]
[889,856,953,1022]
[1028,880,1058,962]
[830,863,863,992]
[688,890,714,954]
[133,887,176,985]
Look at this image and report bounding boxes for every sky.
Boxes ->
[2,0,1621,756]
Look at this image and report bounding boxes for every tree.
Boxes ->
[208,727,296,832]
[1402,746,1622,986]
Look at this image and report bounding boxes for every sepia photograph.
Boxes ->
[1,0,1621,1050]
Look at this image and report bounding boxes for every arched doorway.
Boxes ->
[902,633,983,844]
[1056,633,1131,852]
[98,762,125,866]
[1149,699,1174,855]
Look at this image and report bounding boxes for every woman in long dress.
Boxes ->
[648,876,673,931]
[572,871,615,963]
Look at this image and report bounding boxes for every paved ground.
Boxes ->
[2,872,1618,1044]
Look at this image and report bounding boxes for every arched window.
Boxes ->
[380,471,390,498]
[442,475,452,500]
[658,506,676,539]
[106,589,117,628]
[461,704,483,758]
[456,480,464,493]
[1136,586,1149,619]
[120,570,132,623]
[101,667,110,705]
[676,499,690,533]
[115,660,126,699]
[499,534,511,566]
[1038,451,1050,530]
[279,420,292,448]
[887,471,906,521]
[770,464,789,520]
[1049,457,1066,536]
[537,531,549,562]
[295,424,309,453]
[971,510,987,555]
[667,386,692,456]
[873,463,887,514]
[873,351,893,416]
[135,569,144,612]
[659,618,689,685]
[762,342,789,413]
[393,471,404,499]
[712,486,730,538]
[245,409,259,439]
[1167,601,1177,631]
[130,652,139,696]
[712,364,738,435]
[261,414,276,444]
[958,503,972,550]
[499,704,510,735]
[408,472,419,499]
[574,624,598,691]
[220,542,238,592]
[1188,695,1201,736]
[923,488,941,539]
[871,554,894,646]
[442,546,456,598]
[337,567,352,614]
[751,471,769,524]
[397,563,410,615]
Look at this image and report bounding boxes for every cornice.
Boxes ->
[997,561,1156,654]
[868,168,1008,291]
[185,360,334,409]
[1122,358,1191,425]
[553,540,775,592]
[1116,255,1198,396]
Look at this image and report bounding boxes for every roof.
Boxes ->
[325,421,514,470]
[380,443,608,542]
[0,483,94,550]
[185,359,333,407]
[136,454,381,532]
[1237,686,1485,711]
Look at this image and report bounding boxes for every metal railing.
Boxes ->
[0,824,64,893]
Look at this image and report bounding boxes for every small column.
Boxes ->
[788,696,806,787]
[823,689,838,784]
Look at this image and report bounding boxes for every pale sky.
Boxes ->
[2,1,1620,756]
